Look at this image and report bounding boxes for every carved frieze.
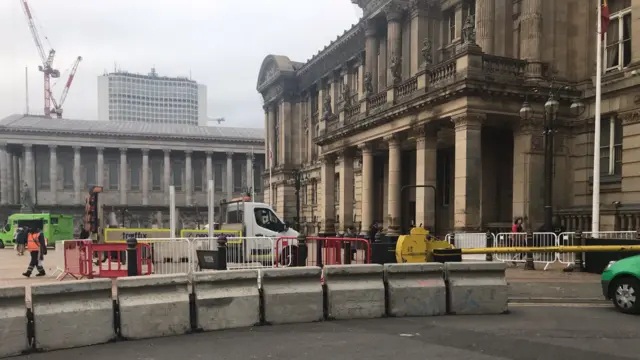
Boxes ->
[620,110,640,125]
[262,84,284,105]
[451,114,484,130]
[384,1,406,22]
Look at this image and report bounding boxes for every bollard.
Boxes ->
[216,236,227,270]
[574,230,584,271]
[449,232,456,247]
[485,231,494,262]
[343,241,352,264]
[374,232,382,243]
[126,236,138,276]
[296,233,308,266]
[524,231,535,270]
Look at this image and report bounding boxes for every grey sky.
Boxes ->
[0,0,362,128]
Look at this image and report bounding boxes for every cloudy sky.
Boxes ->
[0,0,362,128]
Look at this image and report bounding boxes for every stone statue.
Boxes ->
[364,72,374,95]
[390,56,402,84]
[421,38,432,66]
[341,84,351,107]
[20,182,33,212]
[322,92,333,120]
[462,15,476,44]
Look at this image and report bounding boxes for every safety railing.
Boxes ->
[58,240,152,280]
[274,236,371,267]
[190,236,277,270]
[494,232,557,270]
[445,233,490,261]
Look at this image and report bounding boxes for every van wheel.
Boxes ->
[279,246,298,266]
[0,240,4,249]
[610,276,639,315]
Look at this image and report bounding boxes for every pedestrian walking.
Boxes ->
[22,227,47,277]
[14,226,27,256]
[512,217,526,263]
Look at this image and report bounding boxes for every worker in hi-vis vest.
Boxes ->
[22,227,47,277]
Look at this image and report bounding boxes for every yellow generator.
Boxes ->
[395,227,454,263]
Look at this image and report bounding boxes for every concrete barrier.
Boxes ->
[384,263,447,317]
[117,273,190,339]
[0,286,27,357]
[193,270,260,331]
[323,264,385,320]
[445,262,508,315]
[31,279,114,350]
[261,267,323,324]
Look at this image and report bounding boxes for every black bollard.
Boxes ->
[216,236,228,270]
[573,230,584,271]
[449,232,456,248]
[485,230,494,262]
[296,233,308,266]
[126,236,138,276]
[524,231,535,270]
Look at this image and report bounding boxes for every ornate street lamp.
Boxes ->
[519,80,586,232]
[288,169,310,232]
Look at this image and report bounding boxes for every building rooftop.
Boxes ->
[0,114,264,142]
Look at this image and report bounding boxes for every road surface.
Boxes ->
[16,305,639,360]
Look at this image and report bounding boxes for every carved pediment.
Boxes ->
[258,60,279,89]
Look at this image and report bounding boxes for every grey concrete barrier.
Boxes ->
[30,279,114,350]
[117,273,190,339]
[384,263,447,317]
[323,264,385,320]
[193,270,260,331]
[0,286,27,358]
[261,267,323,324]
[445,262,508,315]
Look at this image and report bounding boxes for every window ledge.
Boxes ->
[588,174,622,185]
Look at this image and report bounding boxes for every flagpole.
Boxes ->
[592,0,603,233]
[251,147,256,201]
[269,145,273,206]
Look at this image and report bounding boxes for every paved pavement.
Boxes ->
[15,305,640,360]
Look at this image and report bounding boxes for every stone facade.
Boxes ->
[258,0,640,235]
[0,115,265,229]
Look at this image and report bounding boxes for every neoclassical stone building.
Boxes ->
[257,0,640,236]
[0,114,265,228]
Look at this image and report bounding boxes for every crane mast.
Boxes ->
[50,56,82,118]
[20,0,60,117]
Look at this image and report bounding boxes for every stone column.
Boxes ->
[96,147,104,188]
[246,153,253,192]
[320,155,336,234]
[49,146,58,200]
[338,151,354,232]
[73,146,82,204]
[185,150,192,205]
[385,134,402,235]
[409,0,431,75]
[24,144,35,201]
[5,150,13,204]
[385,2,404,84]
[13,154,19,203]
[364,19,379,94]
[226,152,233,200]
[475,0,495,53]
[0,144,7,205]
[142,149,149,205]
[512,118,545,226]
[267,105,276,168]
[119,148,127,205]
[358,143,374,236]
[453,114,483,230]
[520,0,542,77]
[263,106,269,164]
[205,151,213,184]
[163,149,171,203]
[415,127,437,230]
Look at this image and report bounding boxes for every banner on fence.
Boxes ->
[104,228,242,243]
[180,229,243,244]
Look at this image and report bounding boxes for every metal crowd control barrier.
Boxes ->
[494,232,557,270]
[274,236,371,267]
[59,240,152,280]
[137,238,193,275]
[445,233,490,261]
[190,236,277,270]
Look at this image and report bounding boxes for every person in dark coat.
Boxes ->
[14,226,28,256]
[22,227,47,277]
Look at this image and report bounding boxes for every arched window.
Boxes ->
[303,129,309,163]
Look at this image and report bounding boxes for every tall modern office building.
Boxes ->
[97,68,208,126]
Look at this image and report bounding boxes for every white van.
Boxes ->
[219,199,300,266]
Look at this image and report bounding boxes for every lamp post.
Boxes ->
[519,80,585,232]
[289,169,310,232]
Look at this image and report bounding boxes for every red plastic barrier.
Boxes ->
[60,241,152,280]
[274,236,371,267]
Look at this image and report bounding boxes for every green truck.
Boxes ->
[0,213,75,248]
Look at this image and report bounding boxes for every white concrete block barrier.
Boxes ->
[444,262,508,315]
[193,270,260,331]
[0,286,28,358]
[30,279,114,351]
[384,263,447,317]
[117,273,191,339]
[323,264,385,320]
[260,267,323,324]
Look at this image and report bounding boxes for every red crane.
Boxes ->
[20,0,60,117]
[50,56,82,118]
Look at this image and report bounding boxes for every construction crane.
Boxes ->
[50,56,82,118]
[20,0,60,117]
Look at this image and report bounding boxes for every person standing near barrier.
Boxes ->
[14,225,27,256]
[22,227,47,277]
[512,217,526,263]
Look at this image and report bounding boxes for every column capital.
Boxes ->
[409,0,438,17]
[246,152,255,160]
[119,147,127,154]
[73,145,81,151]
[205,150,213,156]
[451,113,484,130]
[320,154,336,165]
[0,142,6,149]
[383,133,402,148]
[362,18,377,37]
[48,144,57,150]
[384,1,405,22]
[226,152,234,158]
[185,150,193,156]
[163,149,171,155]
[141,148,150,155]
[23,144,33,150]
[357,142,374,154]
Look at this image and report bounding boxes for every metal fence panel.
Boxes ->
[445,233,488,261]
[137,238,193,275]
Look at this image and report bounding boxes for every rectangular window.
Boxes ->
[172,160,183,191]
[107,160,119,190]
[130,156,141,191]
[214,164,223,191]
[312,180,318,205]
[605,1,632,72]
[193,160,203,192]
[151,159,162,191]
[62,155,74,190]
[85,161,96,187]
[600,116,623,176]
[448,11,455,42]
[37,152,50,189]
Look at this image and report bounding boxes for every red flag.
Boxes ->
[601,0,610,40]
